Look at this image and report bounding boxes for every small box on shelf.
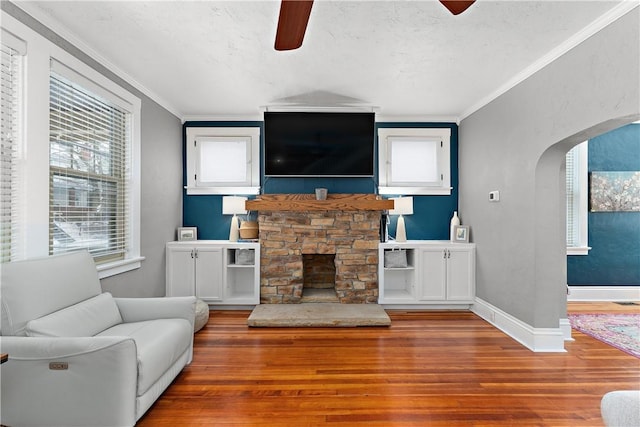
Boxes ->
[235,248,255,265]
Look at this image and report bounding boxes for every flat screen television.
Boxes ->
[264,111,375,177]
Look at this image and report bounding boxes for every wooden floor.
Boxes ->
[137,303,640,426]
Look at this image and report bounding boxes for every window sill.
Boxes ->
[97,256,145,279]
[378,186,452,196]
[567,246,591,256]
[185,186,260,195]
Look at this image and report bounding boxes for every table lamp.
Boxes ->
[222,196,247,242]
[389,197,413,242]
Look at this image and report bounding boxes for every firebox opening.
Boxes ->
[302,254,338,303]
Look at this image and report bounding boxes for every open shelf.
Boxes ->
[225,248,257,301]
[381,248,416,302]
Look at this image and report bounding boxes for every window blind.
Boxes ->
[49,72,131,263]
[566,147,576,247]
[1,42,22,263]
[389,137,440,185]
[566,142,588,250]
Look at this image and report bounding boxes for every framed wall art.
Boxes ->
[453,225,470,243]
[589,171,640,212]
[177,227,198,241]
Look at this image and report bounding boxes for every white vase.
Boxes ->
[450,211,460,241]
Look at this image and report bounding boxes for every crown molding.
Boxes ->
[460,1,640,122]
[11,1,184,120]
[375,114,459,124]
[182,114,265,123]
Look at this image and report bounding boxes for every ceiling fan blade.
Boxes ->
[275,0,314,51]
[440,1,476,15]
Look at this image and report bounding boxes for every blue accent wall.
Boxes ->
[182,121,264,240]
[567,123,640,285]
[182,121,459,241]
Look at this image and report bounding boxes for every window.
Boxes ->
[2,11,142,276]
[185,127,260,195]
[566,141,589,255]
[49,70,131,263]
[378,128,451,195]
[1,30,25,263]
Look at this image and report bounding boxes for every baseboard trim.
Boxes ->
[567,286,640,301]
[472,297,566,352]
[560,318,574,341]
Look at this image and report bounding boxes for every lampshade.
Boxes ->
[389,197,413,216]
[222,196,247,215]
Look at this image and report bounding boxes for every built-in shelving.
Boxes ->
[166,241,260,305]
[379,241,475,307]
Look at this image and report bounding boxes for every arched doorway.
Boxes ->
[534,116,640,340]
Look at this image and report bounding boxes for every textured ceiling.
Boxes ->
[17,0,630,120]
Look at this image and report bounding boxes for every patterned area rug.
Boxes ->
[569,313,640,358]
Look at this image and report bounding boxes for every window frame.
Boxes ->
[185,126,260,195]
[48,68,130,264]
[378,127,452,195]
[566,141,590,255]
[1,12,142,278]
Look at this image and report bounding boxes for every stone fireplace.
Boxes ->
[246,194,393,304]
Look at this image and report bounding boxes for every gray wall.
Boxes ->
[459,9,640,328]
[3,2,183,297]
[102,99,182,297]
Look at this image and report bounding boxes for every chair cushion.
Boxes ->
[25,293,123,337]
[98,318,192,396]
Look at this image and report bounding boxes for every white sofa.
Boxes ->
[0,251,197,427]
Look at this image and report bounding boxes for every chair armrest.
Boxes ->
[114,296,197,329]
[0,336,138,427]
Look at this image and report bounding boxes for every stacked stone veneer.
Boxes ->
[259,210,381,304]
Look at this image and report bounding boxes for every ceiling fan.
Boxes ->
[274,0,476,51]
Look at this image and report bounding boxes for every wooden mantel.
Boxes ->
[246,194,394,212]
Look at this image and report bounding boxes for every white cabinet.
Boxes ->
[166,244,223,301]
[166,241,260,305]
[418,246,475,302]
[379,241,475,306]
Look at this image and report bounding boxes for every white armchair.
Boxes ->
[0,251,196,427]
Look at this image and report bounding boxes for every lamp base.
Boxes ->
[229,214,240,242]
[395,215,407,242]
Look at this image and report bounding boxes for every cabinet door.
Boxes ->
[447,248,475,301]
[166,246,196,297]
[195,247,223,301]
[418,248,447,301]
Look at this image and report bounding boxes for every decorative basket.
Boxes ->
[239,221,259,239]
[384,248,407,268]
